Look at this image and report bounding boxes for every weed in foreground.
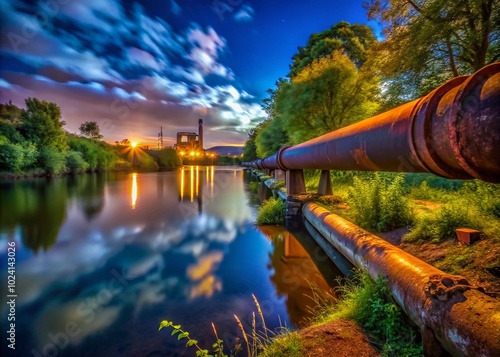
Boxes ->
[310,272,422,357]
[256,197,286,225]
[158,295,298,357]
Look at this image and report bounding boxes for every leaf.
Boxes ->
[173,324,181,329]
[171,329,179,336]
[178,333,186,340]
[158,320,170,331]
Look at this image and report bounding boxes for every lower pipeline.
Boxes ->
[303,202,500,357]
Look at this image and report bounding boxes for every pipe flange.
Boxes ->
[448,62,500,183]
[276,146,290,171]
[411,76,470,179]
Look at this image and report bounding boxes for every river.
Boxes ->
[0,167,341,356]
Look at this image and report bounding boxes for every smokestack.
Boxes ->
[198,118,203,151]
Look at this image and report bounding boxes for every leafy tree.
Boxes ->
[0,101,23,124]
[20,98,67,150]
[278,51,380,144]
[0,135,37,172]
[364,0,500,104]
[79,121,103,140]
[39,146,67,175]
[255,117,289,157]
[243,126,260,161]
[290,21,377,77]
[66,151,89,172]
[120,138,131,145]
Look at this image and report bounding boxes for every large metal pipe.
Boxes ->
[251,63,500,183]
[303,202,500,357]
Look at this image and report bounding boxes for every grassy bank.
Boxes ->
[157,271,421,356]
[310,171,500,290]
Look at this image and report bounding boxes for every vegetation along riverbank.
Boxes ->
[0,99,182,179]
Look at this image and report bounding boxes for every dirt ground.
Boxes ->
[378,225,500,294]
[299,319,380,357]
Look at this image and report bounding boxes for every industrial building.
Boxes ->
[174,119,204,156]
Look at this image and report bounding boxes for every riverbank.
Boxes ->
[251,169,500,355]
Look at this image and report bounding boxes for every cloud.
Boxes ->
[186,26,234,79]
[0,0,265,147]
[234,4,255,22]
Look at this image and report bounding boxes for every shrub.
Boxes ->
[148,148,182,169]
[379,174,413,231]
[68,135,119,170]
[462,180,500,218]
[66,150,89,173]
[38,146,66,175]
[249,181,259,192]
[0,142,23,172]
[313,272,422,357]
[404,200,481,243]
[256,197,286,225]
[0,138,37,172]
[349,174,411,231]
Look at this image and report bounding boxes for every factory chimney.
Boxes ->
[198,119,203,151]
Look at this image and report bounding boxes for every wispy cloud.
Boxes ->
[0,0,265,147]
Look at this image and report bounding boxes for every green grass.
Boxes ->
[311,272,422,357]
[258,332,302,357]
[256,197,286,225]
[404,180,500,244]
[249,181,259,192]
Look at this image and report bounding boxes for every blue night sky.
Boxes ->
[0,0,379,147]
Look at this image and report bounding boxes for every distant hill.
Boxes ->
[207,146,243,156]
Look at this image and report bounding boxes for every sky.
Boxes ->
[0,0,378,148]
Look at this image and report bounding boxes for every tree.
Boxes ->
[364,0,500,103]
[120,138,130,145]
[289,21,377,77]
[255,117,289,157]
[251,22,380,157]
[278,51,380,144]
[20,98,67,150]
[79,121,103,140]
[0,101,23,124]
[243,126,259,162]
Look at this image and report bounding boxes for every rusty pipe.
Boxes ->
[303,202,500,356]
[251,63,500,183]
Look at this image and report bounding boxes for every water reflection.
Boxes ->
[131,173,138,209]
[0,168,336,356]
[260,225,339,326]
[0,179,68,253]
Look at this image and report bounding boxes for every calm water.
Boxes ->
[0,167,341,357]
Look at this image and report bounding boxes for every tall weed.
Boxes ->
[349,174,412,232]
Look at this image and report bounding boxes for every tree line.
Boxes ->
[0,98,181,176]
[243,0,499,160]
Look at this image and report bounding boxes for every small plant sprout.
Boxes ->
[211,322,227,357]
[158,320,209,357]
